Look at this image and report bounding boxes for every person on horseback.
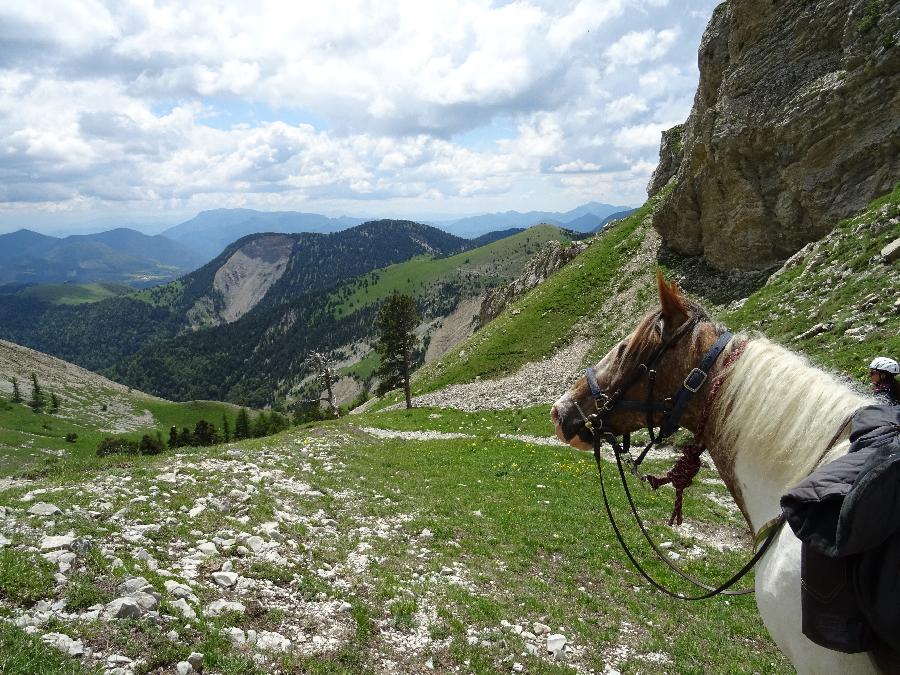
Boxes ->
[869,356,900,405]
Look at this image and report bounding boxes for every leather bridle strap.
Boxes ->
[592,427,785,599]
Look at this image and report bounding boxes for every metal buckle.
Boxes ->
[683,368,707,393]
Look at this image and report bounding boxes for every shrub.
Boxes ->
[96,436,139,457]
[64,433,78,443]
[139,434,164,456]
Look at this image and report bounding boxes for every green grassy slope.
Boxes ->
[0,340,244,477]
[412,198,659,395]
[329,224,570,318]
[13,283,133,306]
[410,184,898,399]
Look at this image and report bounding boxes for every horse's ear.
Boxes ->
[656,270,689,331]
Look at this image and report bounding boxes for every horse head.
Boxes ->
[551,271,722,450]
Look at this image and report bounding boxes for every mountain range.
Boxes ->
[0,228,205,287]
[431,201,633,237]
[0,220,475,374]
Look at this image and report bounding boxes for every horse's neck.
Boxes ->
[702,338,871,534]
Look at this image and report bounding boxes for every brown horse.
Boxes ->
[552,272,880,674]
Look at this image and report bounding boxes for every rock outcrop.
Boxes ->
[651,0,900,271]
[479,240,586,325]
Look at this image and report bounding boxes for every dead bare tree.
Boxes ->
[305,351,339,417]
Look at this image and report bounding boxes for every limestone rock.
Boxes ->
[28,502,61,517]
[882,237,900,263]
[651,0,900,271]
[172,598,196,619]
[40,535,74,551]
[211,571,238,587]
[256,630,290,652]
[647,123,685,196]
[105,597,144,619]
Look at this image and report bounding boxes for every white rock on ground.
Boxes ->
[172,598,196,620]
[39,535,75,551]
[104,597,144,620]
[547,633,567,655]
[41,632,84,657]
[0,534,10,547]
[256,630,290,652]
[211,571,238,587]
[28,502,61,517]
[176,662,194,675]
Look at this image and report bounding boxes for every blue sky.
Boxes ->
[0,0,719,233]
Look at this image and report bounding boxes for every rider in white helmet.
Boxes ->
[869,356,900,406]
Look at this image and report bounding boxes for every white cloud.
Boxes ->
[0,0,720,224]
[604,27,681,70]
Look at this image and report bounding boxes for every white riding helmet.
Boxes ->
[869,356,900,374]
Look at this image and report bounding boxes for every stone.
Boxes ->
[245,535,266,553]
[882,238,900,264]
[164,580,194,599]
[197,541,218,556]
[40,535,74,551]
[204,599,245,617]
[119,577,152,594]
[546,633,567,654]
[221,560,233,572]
[176,662,194,675]
[225,627,246,647]
[105,597,144,619]
[256,630,290,652]
[532,622,550,636]
[512,663,524,673]
[41,632,84,657]
[650,0,900,271]
[211,571,238,587]
[172,598,196,620]
[0,534,10,547]
[28,502,61,517]
[187,652,204,671]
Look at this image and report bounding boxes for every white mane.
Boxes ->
[714,336,874,488]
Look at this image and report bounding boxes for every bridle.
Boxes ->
[574,314,785,600]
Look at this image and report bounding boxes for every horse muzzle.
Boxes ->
[551,397,594,449]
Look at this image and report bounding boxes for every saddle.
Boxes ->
[781,405,900,653]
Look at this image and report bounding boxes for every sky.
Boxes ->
[0,0,719,234]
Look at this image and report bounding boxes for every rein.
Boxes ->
[579,322,786,599]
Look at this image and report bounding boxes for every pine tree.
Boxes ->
[234,408,251,440]
[374,293,419,408]
[193,420,218,446]
[252,411,270,438]
[168,426,179,449]
[10,377,21,403]
[29,373,45,412]
[50,393,60,413]
[222,414,231,442]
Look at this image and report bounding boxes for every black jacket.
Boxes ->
[781,405,900,653]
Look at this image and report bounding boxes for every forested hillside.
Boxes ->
[0,220,470,372]
[106,226,571,406]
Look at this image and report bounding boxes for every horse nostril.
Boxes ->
[551,405,560,425]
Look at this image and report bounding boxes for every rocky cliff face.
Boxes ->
[651,0,900,271]
[479,240,586,325]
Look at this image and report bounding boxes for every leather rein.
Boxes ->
[576,316,785,600]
